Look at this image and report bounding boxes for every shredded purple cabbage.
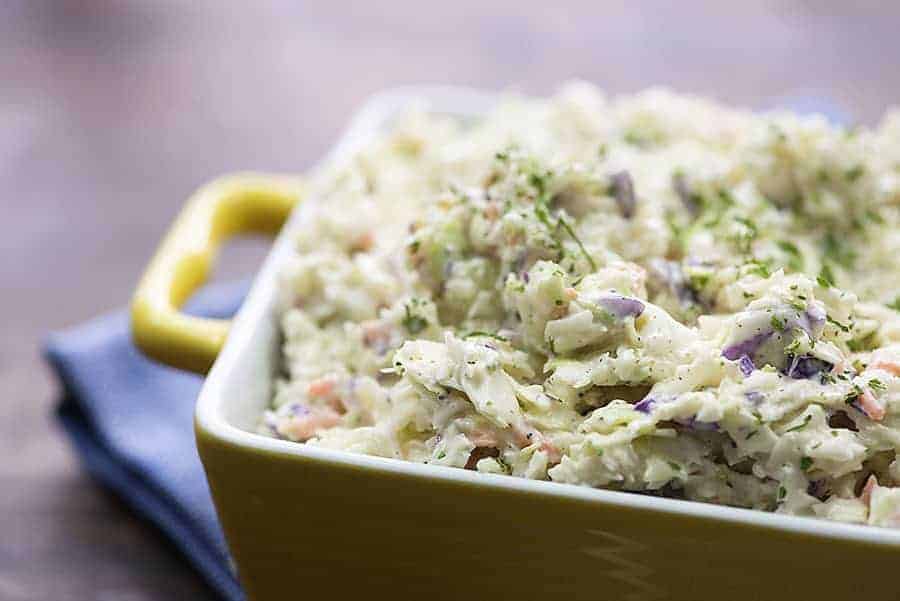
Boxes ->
[633,396,656,413]
[264,413,282,437]
[744,390,764,405]
[597,293,645,319]
[783,355,832,379]
[722,330,773,361]
[806,302,826,329]
[737,354,756,377]
[610,171,636,219]
[785,305,826,339]
[289,403,310,417]
[675,416,719,431]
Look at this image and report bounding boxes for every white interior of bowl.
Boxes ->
[195,86,900,547]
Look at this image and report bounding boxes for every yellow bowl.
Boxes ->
[132,88,900,601]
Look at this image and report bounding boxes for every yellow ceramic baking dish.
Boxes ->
[131,88,900,601]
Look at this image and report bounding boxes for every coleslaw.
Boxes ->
[261,83,900,527]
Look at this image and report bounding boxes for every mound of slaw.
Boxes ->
[261,83,900,527]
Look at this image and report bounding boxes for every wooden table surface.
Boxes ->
[2,1,899,598]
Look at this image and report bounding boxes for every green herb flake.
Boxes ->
[745,430,759,440]
[866,209,884,225]
[800,456,813,471]
[817,264,836,288]
[845,165,865,182]
[402,303,428,335]
[558,216,598,271]
[847,334,877,353]
[844,386,863,406]
[777,485,787,500]
[623,129,651,147]
[869,379,886,392]
[826,315,851,333]
[734,216,758,236]
[822,231,857,268]
[462,331,508,342]
[785,414,812,433]
[744,259,772,279]
[667,461,681,472]
[771,315,787,331]
[788,299,806,312]
[436,451,447,460]
[775,240,804,271]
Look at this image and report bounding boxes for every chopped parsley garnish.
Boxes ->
[844,385,863,406]
[463,331,508,342]
[817,263,836,288]
[557,216,598,271]
[847,333,877,353]
[826,315,851,333]
[533,184,597,271]
[866,209,884,225]
[436,451,447,460]
[623,128,654,147]
[402,302,429,335]
[777,485,787,500]
[734,216,758,236]
[775,240,804,271]
[822,231,857,268]
[788,299,806,312]
[784,337,802,355]
[845,165,865,182]
[744,259,772,279]
[800,456,813,471]
[528,170,550,199]
[785,414,812,433]
[868,378,886,392]
[771,315,787,331]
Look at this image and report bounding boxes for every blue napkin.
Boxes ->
[45,280,249,601]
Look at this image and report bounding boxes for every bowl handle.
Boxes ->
[130,173,303,374]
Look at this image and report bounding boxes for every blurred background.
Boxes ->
[2,1,898,599]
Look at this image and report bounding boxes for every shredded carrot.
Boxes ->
[307,378,335,399]
[872,361,900,376]
[858,388,886,421]
[861,474,879,506]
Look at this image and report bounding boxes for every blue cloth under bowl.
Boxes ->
[45,281,248,601]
